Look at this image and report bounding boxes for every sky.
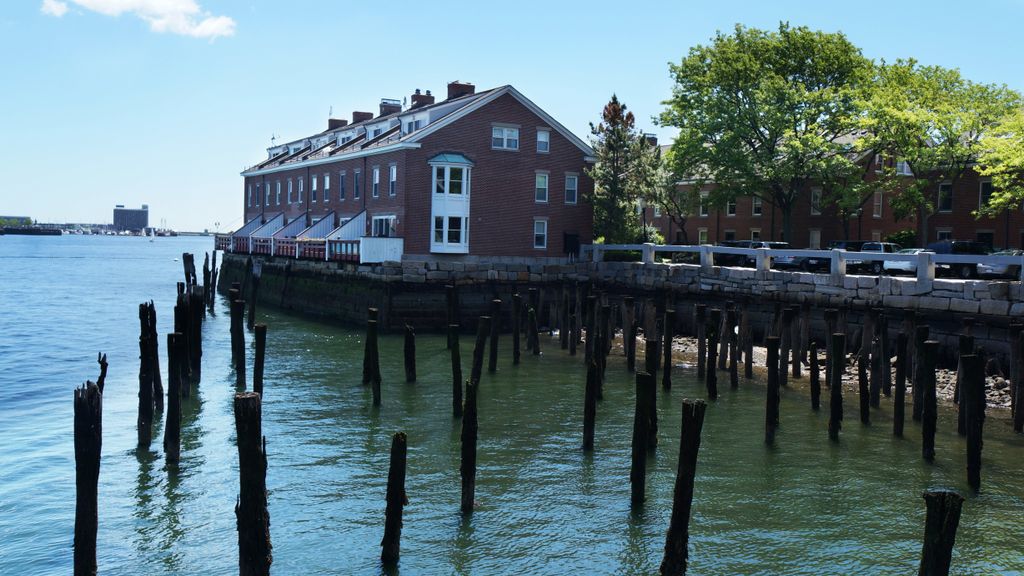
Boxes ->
[3,0,1023,232]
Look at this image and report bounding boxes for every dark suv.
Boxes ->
[926,240,991,278]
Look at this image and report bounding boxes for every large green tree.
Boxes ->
[976,107,1024,217]
[659,23,872,242]
[588,95,655,244]
[860,60,1021,240]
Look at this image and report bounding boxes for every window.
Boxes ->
[938,182,953,212]
[247,184,252,207]
[724,230,736,242]
[533,219,548,249]
[275,181,281,205]
[874,154,883,172]
[265,184,270,207]
[389,165,397,197]
[654,204,661,217]
[810,187,822,216]
[288,179,293,204]
[311,175,318,203]
[372,167,380,198]
[256,184,261,207]
[372,216,396,237]
[565,174,578,205]
[435,166,466,195]
[979,180,993,210]
[750,228,761,241]
[537,129,550,153]
[370,127,382,139]
[535,172,549,202]
[873,190,883,218]
[937,229,953,241]
[434,216,466,245]
[354,170,361,200]
[871,230,882,242]
[809,229,821,249]
[405,121,415,134]
[298,177,304,203]
[492,126,519,150]
[699,191,709,217]
[895,161,913,176]
[752,196,763,216]
[324,173,330,202]
[726,199,736,216]
[431,163,471,253]
[698,228,708,244]
[339,171,346,201]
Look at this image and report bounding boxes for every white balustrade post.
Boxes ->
[755,248,770,274]
[916,251,935,292]
[593,246,603,263]
[830,250,846,286]
[642,243,656,264]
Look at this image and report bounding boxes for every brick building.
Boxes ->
[646,154,1024,250]
[237,82,594,260]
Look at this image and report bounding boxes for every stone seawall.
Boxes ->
[217,254,1022,367]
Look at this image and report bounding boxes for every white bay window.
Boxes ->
[430,154,472,253]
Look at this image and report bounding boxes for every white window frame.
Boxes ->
[750,228,761,241]
[936,229,953,241]
[430,163,471,253]
[247,184,252,207]
[873,190,883,218]
[338,171,346,201]
[389,165,397,197]
[874,154,883,173]
[371,167,380,198]
[871,230,882,242]
[938,182,953,213]
[699,191,709,217]
[537,129,550,153]
[726,198,736,217]
[809,229,821,249]
[298,177,304,203]
[287,179,293,204]
[654,204,662,217]
[810,187,822,216]
[371,215,396,237]
[698,228,709,245]
[565,173,578,205]
[354,170,361,200]
[256,183,261,207]
[324,173,330,203]
[752,196,763,216]
[533,218,548,249]
[275,181,281,205]
[491,125,520,150]
[312,175,318,203]
[895,160,913,176]
[535,172,549,203]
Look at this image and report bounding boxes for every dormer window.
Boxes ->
[492,125,519,150]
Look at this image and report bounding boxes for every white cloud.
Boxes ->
[41,0,69,17]
[48,0,236,39]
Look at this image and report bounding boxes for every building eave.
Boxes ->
[241,142,422,177]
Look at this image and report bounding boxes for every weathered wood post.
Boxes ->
[381,431,408,565]
[894,332,908,438]
[560,288,570,350]
[445,285,456,349]
[696,304,707,380]
[449,324,463,418]
[829,333,845,442]
[527,288,540,351]
[880,313,892,397]
[231,299,246,388]
[189,288,203,385]
[363,308,380,385]
[247,272,260,331]
[488,299,500,373]
[528,306,540,356]
[659,399,707,576]
[146,302,163,411]
[511,293,522,364]
[870,315,883,408]
[584,295,597,365]
[470,317,491,387]
[165,333,183,464]
[630,372,654,506]
[138,335,153,448]
[404,325,417,383]
[962,355,985,492]
[623,296,636,366]
[779,307,793,388]
[727,307,738,388]
[918,490,964,576]
[824,309,838,388]
[741,302,754,379]
[643,341,659,449]
[765,336,781,445]
[460,378,479,514]
[645,337,660,386]
[583,360,598,451]
[74,381,102,576]
[955,333,974,436]
[253,324,267,396]
[662,309,675,390]
[718,303,732,371]
[234,392,272,575]
[921,340,939,462]
[913,325,930,422]
[809,340,821,411]
[858,310,872,423]
[798,301,811,375]
[706,309,720,400]
[790,306,801,379]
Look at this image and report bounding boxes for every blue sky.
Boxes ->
[3,0,1023,232]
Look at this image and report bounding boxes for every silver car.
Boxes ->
[882,248,929,276]
[977,249,1023,279]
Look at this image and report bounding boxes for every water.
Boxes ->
[1,234,1022,575]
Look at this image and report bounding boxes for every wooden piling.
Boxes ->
[569,313,578,357]
[450,325,463,418]
[798,301,810,374]
[527,288,539,351]
[623,296,636,368]
[663,309,675,390]
[471,317,491,386]
[962,354,985,492]
[741,303,753,379]
[630,372,654,506]
[512,293,522,364]
[766,336,781,445]
[488,299,501,373]
[528,307,540,356]
[779,307,793,388]
[809,340,821,411]
[381,431,408,565]
[560,288,570,350]
[824,309,838,388]
[913,325,930,422]
[921,340,939,462]
[706,309,720,400]
[247,272,260,331]
[189,288,203,385]
[446,285,456,349]
[870,313,882,408]
[828,333,845,442]
[727,307,738,389]
[146,303,163,411]
[790,306,801,379]
[644,341,659,449]
[918,490,964,576]
[138,335,153,449]
[233,392,272,575]
[363,309,379,385]
[645,338,660,385]
[718,304,730,371]
[880,314,892,397]
[253,324,266,396]
[165,333,182,464]
[696,304,707,380]
[460,378,479,514]
[894,332,908,438]
[73,381,102,576]
[231,296,245,372]
[404,325,417,383]
[659,399,707,576]
[583,360,598,451]
[858,311,872,422]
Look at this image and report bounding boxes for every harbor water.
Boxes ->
[0,234,1022,575]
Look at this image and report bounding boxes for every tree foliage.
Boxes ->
[659,23,872,242]
[976,108,1024,216]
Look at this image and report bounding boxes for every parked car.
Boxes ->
[848,242,901,274]
[744,241,792,267]
[795,240,867,272]
[882,248,930,276]
[977,248,1023,279]
[715,240,753,266]
[927,240,991,278]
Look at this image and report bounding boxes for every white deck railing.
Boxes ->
[359,236,404,264]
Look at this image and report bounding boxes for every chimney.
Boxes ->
[446,81,475,100]
[411,88,435,109]
[328,118,348,130]
[379,98,402,117]
[352,111,374,124]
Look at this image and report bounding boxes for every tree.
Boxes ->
[587,95,652,244]
[976,108,1024,217]
[861,60,1021,240]
[653,140,705,244]
[659,23,873,243]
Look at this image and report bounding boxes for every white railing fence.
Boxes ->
[359,236,404,264]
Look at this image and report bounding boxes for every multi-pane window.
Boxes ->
[565,174,578,204]
[752,196,763,216]
[654,204,662,217]
[324,173,330,202]
[937,229,953,241]
[873,190,884,218]
[810,187,822,216]
[372,167,380,198]
[434,216,465,244]
[298,177,304,203]
[275,181,281,205]
[389,165,397,197]
[938,182,953,212]
[431,164,470,251]
[750,228,761,241]
[435,166,465,195]
[535,173,549,202]
[533,219,547,249]
[372,216,396,237]
[264,184,270,207]
[339,171,346,201]
[287,179,293,204]
[698,228,709,244]
[492,126,519,150]
[247,184,252,207]
[726,199,737,216]
[312,175,318,203]
[255,184,261,207]
[699,192,709,217]
[895,160,913,176]
[354,171,362,199]
[537,129,550,153]
[979,180,993,210]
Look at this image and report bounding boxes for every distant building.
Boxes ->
[0,215,32,225]
[113,205,149,231]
